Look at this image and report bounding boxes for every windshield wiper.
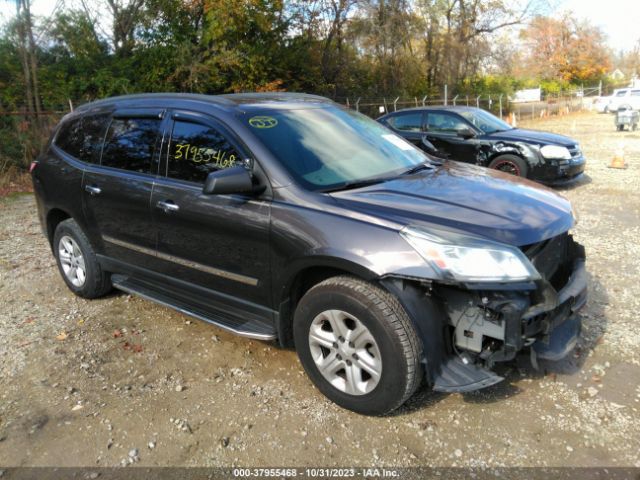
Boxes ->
[402,161,437,175]
[323,176,391,193]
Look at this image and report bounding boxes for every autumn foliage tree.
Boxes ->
[519,13,611,84]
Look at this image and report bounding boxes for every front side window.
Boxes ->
[458,109,512,134]
[167,120,241,184]
[426,112,470,134]
[389,112,423,132]
[242,106,426,190]
[100,117,161,173]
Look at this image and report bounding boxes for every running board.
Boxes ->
[433,356,504,393]
[111,275,277,341]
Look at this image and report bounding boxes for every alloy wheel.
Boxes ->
[58,235,86,287]
[308,309,382,395]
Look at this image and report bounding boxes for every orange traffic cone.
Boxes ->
[609,145,627,169]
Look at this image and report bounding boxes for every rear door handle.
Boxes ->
[84,185,101,196]
[156,200,180,213]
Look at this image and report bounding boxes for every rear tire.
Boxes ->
[293,276,422,415]
[488,154,529,178]
[53,219,111,299]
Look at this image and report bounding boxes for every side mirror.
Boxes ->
[203,166,257,195]
[457,127,476,139]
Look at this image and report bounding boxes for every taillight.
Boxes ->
[29,161,38,173]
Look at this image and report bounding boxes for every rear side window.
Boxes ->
[389,112,423,132]
[166,120,240,184]
[100,118,161,174]
[55,117,83,159]
[55,114,110,163]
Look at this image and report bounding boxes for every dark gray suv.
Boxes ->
[32,93,587,415]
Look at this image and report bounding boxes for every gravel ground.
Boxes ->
[0,111,639,468]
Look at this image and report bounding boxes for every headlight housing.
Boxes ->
[540,145,572,160]
[400,226,540,283]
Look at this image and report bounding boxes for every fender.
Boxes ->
[379,277,447,386]
[274,252,380,347]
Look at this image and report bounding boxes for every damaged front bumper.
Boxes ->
[432,234,587,392]
[397,234,587,393]
[534,156,586,185]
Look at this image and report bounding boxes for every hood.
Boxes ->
[330,162,574,247]
[488,128,577,147]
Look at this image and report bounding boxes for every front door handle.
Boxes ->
[156,200,180,213]
[84,185,101,196]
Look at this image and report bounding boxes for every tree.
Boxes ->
[520,13,611,84]
[14,0,42,117]
[415,0,537,90]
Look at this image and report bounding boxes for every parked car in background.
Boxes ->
[378,106,586,185]
[607,88,640,112]
[32,93,586,415]
[592,95,612,113]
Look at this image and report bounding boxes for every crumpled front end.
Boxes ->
[430,233,586,392]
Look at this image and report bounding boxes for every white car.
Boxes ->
[593,96,612,113]
[607,88,640,112]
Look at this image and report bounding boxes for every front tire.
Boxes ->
[293,276,422,415]
[488,154,529,178]
[53,219,111,299]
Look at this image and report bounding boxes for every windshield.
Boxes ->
[242,106,427,191]
[459,109,513,134]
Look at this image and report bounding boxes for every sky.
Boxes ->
[1,0,639,53]
[558,0,640,52]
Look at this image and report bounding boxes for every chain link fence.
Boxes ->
[336,90,602,121]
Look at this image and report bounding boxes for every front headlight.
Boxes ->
[400,226,540,283]
[540,145,571,160]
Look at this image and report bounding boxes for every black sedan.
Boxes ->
[378,106,586,185]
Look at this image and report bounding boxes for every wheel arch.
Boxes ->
[275,257,379,348]
[46,208,72,247]
[486,148,527,164]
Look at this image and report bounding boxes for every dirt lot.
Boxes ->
[0,112,639,469]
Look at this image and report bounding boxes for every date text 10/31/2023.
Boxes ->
[232,468,401,477]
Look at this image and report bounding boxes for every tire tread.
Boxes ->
[305,275,423,414]
[54,219,111,299]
